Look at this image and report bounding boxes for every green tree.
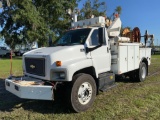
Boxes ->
[0,0,78,49]
[78,0,106,20]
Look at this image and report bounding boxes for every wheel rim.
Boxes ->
[78,82,92,105]
[141,66,146,79]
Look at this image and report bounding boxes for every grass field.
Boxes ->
[0,57,23,78]
[0,55,160,120]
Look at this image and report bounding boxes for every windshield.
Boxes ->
[54,28,91,46]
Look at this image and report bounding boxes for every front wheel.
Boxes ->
[136,62,147,82]
[68,74,97,112]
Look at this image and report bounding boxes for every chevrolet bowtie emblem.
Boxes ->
[30,65,36,69]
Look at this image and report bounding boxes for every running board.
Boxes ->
[98,72,116,92]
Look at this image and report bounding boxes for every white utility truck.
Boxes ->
[5,16,152,112]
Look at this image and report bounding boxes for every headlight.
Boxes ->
[51,72,66,80]
[51,69,67,80]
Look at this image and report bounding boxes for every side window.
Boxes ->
[89,30,99,46]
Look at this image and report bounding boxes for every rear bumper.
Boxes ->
[5,76,53,100]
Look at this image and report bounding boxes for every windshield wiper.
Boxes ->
[71,43,83,45]
[53,43,83,46]
[53,43,69,46]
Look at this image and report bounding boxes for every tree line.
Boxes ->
[0,0,121,49]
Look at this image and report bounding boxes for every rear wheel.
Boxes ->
[136,62,147,82]
[67,73,97,112]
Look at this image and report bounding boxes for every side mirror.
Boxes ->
[98,27,105,45]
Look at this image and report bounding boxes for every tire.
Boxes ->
[67,73,97,112]
[136,62,147,82]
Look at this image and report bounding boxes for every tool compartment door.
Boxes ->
[127,46,134,71]
[118,46,128,74]
[134,45,139,69]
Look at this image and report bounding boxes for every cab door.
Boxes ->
[88,29,111,74]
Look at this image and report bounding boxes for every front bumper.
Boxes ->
[5,76,53,100]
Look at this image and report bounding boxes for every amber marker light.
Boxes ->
[56,61,62,66]
[110,76,113,80]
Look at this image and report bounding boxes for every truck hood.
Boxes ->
[23,45,90,80]
[25,45,85,55]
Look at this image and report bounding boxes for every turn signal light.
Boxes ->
[56,61,62,66]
